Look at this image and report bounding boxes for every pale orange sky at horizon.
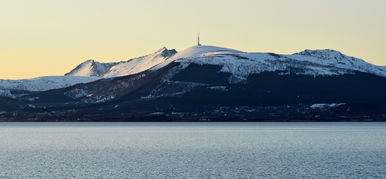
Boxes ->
[1,0,386,79]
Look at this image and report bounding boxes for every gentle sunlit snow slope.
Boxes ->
[0,76,99,92]
[66,47,177,78]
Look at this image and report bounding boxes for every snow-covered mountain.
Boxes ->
[66,47,177,78]
[28,45,386,104]
[2,45,385,96]
[66,45,386,81]
[2,45,386,121]
[151,46,386,81]
[0,76,99,92]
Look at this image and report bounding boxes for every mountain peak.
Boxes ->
[65,59,116,77]
[84,59,95,63]
[155,47,168,53]
[295,49,347,59]
[289,49,386,77]
[153,47,177,58]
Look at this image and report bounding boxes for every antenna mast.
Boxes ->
[198,33,201,46]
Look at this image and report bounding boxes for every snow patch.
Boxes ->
[209,86,229,91]
[310,103,346,109]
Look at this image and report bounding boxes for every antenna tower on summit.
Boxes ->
[197,33,202,46]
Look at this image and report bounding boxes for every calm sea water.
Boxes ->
[0,122,385,178]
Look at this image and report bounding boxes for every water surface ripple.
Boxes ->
[0,122,385,178]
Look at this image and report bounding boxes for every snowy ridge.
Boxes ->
[290,49,386,77]
[66,45,385,81]
[152,46,386,80]
[66,47,177,78]
[102,47,176,77]
[0,76,99,92]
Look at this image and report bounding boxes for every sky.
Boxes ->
[1,0,386,79]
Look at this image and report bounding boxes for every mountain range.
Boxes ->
[1,45,386,121]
